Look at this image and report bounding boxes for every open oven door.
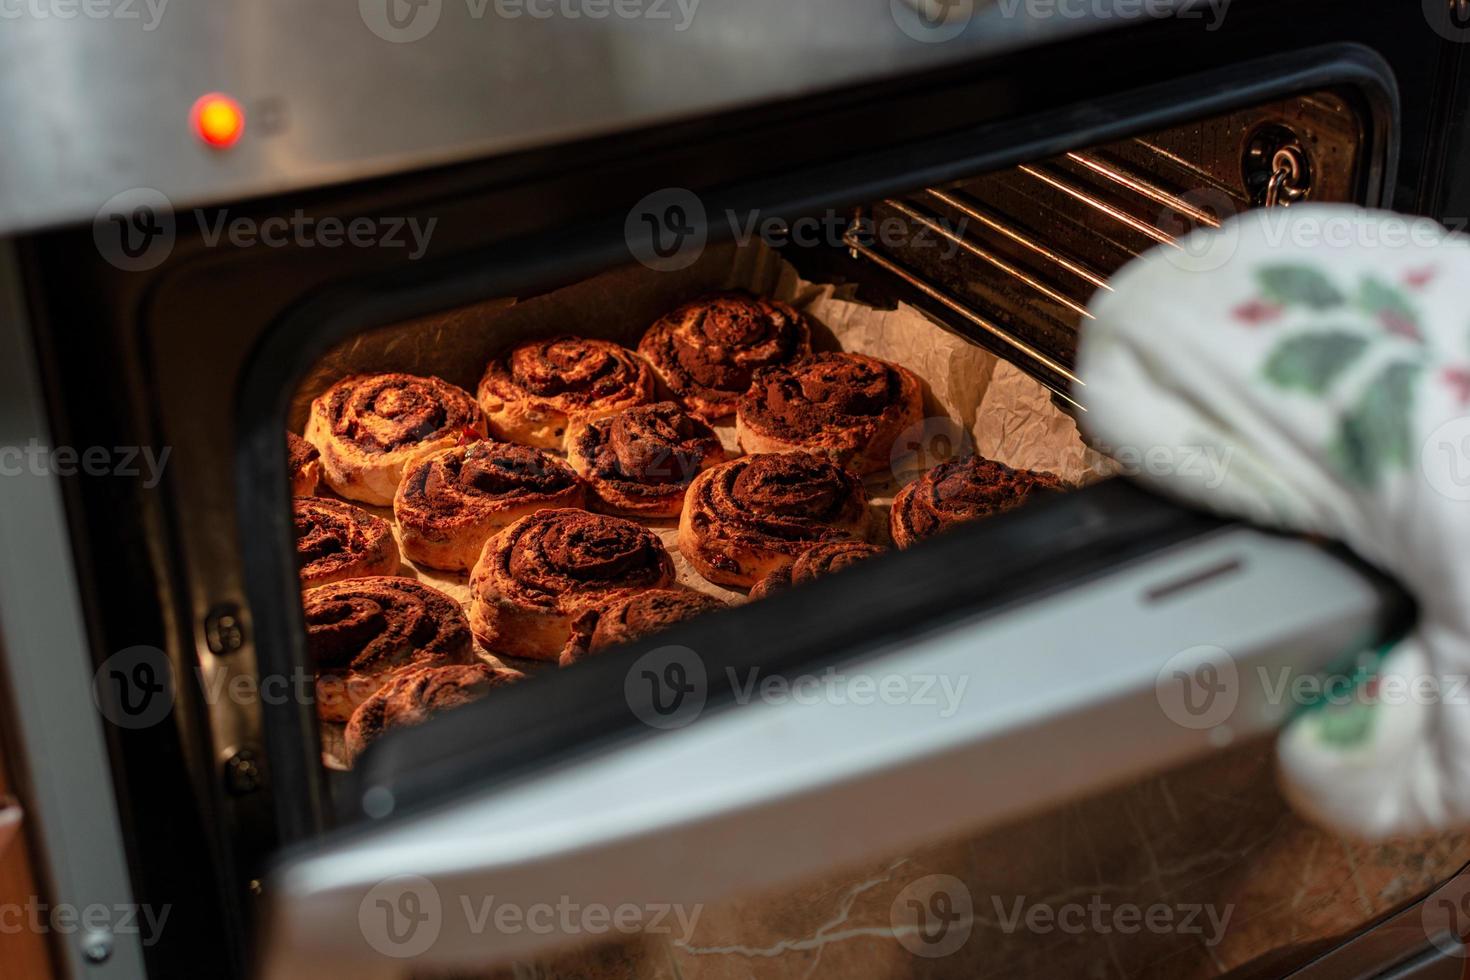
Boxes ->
[254,478,1409,977]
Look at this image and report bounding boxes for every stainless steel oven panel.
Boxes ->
[259,524,1396,975]
[0,0,1202,237]
[0,243,146,978]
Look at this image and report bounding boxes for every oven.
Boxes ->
[4,1,1470,977]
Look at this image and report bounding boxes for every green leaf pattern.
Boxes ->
[1262,331,1369,393]
[1256,265,1345,310]
[1327,360,1420,488]
[1248,263,1427,487]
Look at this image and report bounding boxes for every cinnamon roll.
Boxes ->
[638,292,812,420]
[469,509,676,660]
[303,577,474,722]
[560,588,726,666]
[294,497,402,588]
[305,373,483,506]
[678,452,870,588]
[343,662,523,763]
[477,337,654,449]
[748,540,886,600]
[287,432,322,496]
[890,455,1064,549]
[566,402,727,517]
[736,352,923,475]
[394,441,586,572]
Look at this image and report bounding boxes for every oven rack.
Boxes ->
[843,135,1304,411]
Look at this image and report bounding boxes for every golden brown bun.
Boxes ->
[344,662,523,764]
[637,292,812,420]
[469,509,675,661]
[303,577,474,722]
[305,373,483,506]
[394,441,586,572]
[293,497,402,589]
[677,453,870,589]
[890,455,1064,549]
[287,432,322,496]
[566,402,726,518]
[735,352,923,475]
[477,337,654,449]
[747,540,886,600]
[560,588,725,666]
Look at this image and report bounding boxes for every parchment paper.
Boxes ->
[311,243,1108,767]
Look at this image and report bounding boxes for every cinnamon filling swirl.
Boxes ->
[344,663,523,763]
[492,510,674,607]
[679,452,870,587]
[737,352,922,474]
[303,577,473,721]
[306,373,482,505]
[477,337,654,448]
[294,497,400,588]
[561,589,725,666]
[470,509,676,659]
[749,540,886,600]
[319,373,480,455]
[568,402,725,515]
[638,292,812,419]
[891,455,1064,549]
[395,441,585,570]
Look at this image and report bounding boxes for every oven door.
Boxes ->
[255,480,1409,975]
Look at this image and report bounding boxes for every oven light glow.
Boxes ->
[190,93,245,149]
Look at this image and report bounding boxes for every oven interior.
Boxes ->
[284,87,1372,794]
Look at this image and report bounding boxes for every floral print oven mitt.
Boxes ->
[1078,204,1470,839]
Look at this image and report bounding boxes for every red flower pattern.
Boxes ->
[1402,266,1437,289]
[1231,299,1283,325]
[1442,367,1470,405]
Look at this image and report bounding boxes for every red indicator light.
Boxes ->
[190,93,245,149]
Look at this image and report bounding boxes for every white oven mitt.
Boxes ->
[1078,204,1470,839]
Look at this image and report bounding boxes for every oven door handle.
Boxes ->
[257,506,1403,976]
